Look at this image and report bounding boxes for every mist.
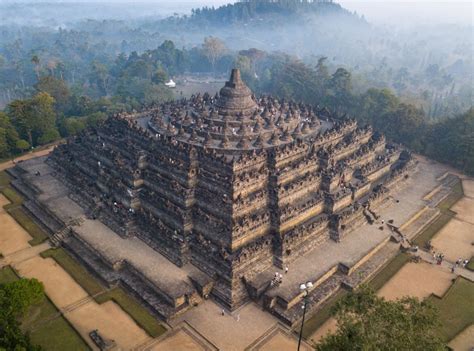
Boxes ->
[0,0,472,117]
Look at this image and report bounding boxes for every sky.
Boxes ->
[0,0,472,26]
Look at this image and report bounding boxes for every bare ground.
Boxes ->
[0,195,32,255]
[14,256,150,350]
[431,219,474,263]
[377,262,455,301]
[448,324,474,351]
[150,330,206,351]
[461,179,474,198]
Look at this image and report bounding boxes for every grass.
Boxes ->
[0,265,19,283]
[41,247,167,338]
[0,171,11,187]
[6,206,49,245]
[0,174,48,246]
[96,287,168,338]
[301,253,411,341]
[413,180,464,248]
[0,266,90,350]
[367,253,411,291]
[428,277,474,342]
[412,211,454,248]
[466,256,474,272]
[302,289,347,340]
[26,297,91,351]
[41,248,104,296]
[1,186,24,207]
[438,181,464,211]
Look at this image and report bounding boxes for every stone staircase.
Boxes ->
[50,216,85,247]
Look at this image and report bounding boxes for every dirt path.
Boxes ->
[0,144,57,171]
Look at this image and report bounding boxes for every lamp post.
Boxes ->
[297,281,313,351]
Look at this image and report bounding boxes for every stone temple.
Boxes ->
[10,69,425,326]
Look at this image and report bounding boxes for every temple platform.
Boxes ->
[246,156,455,323]
[9,156,201,320]
[8,154,458,326]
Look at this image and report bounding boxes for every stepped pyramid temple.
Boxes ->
[12,68,441,326]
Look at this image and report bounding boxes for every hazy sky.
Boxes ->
[1,0,472,26]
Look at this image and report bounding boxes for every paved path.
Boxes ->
[409,249,474,281]
[0,242,51,268]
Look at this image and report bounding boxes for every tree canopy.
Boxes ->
[0,277,45,350]
[316,286,445,351]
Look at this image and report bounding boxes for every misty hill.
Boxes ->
[187,0,357,26]
[155,0,367,54]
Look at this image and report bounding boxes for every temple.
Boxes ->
[10,69,418,325]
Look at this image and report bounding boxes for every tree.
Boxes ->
[316,286,445,351]
[0,278,44,350]
[0,112,20,157]
[16,139,30,153]
[151,67,169,84]
[8,92,59,147]
[202,37,227,73]
[35,76,70,112]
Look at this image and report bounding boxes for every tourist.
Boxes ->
[285,266,289,274]
[221,309,225,316]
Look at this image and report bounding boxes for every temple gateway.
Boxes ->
[12,69,416,325]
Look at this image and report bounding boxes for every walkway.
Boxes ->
[409,249,474,282]
[0,143,59,171]
[0,242,50,268]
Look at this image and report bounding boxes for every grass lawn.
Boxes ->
[96,287,168,338]
[1,186,24,207]
[41,248,167,338]
[0,265,19,283]
[466,257,474,272]
[428,277,474,342]
[41,248,104,296]
[301,289,347,340]
[26,297,91,351]
[0,171,11,187]
[0,266,90,350]
[6,206,48,245]
[367,253,411,291]
[438,181,464,211]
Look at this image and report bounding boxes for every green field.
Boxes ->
[0,266,90,351]
[428,277,474,342]
[41,247,167,338]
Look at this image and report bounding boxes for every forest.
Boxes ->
[0,0,472,174]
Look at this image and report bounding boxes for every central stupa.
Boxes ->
[148,68,321,152]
